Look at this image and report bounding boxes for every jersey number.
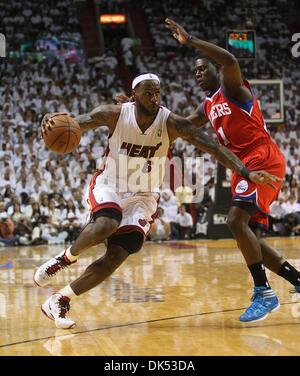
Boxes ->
[142,160,152,173]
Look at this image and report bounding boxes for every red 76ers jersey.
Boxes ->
[202,80,271,159]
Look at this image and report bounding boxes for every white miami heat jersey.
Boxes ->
[97,102,171,192]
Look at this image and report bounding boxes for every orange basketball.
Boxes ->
[42,114,81,154]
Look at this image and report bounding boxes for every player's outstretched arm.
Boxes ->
[113,92,209,128]
[41,105,121,135]
[165,18,251,99]
[167,113,282,187]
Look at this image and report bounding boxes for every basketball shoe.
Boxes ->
[41,294,75,329]
[240,287,280,322]
[34,250,76,287]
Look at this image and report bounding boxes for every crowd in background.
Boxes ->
[0,0,300,246]
[0,0,80,52]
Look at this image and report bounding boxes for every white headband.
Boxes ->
[132,73,160,89]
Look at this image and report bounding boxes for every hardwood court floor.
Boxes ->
[0,237,299,356]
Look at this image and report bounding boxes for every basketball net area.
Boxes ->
[249,79,284,123]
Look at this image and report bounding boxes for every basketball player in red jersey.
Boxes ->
[35,74,278,329]
[166,18,300,322]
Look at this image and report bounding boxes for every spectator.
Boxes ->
[7,202,23,223]
[61,212,81,243]
[171,205,194,240]
[150,207,170,241]
[31,201,42,228]
[14,216,41,245]
[159,190,178,222]
[40,216,68,245]
[0,212,19,246]
[276,213,300,237]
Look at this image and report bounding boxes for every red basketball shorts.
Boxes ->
[231,142,286,229]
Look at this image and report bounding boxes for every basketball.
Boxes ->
[42,114,81,154]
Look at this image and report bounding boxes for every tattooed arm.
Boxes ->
[167,113,282,186]
[41,105,121,135]
[75,104,121,133]
[167,112,245,172]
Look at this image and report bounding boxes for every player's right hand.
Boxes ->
[249,170,283,189]
[165,18,190,44]
[41,112,68,137]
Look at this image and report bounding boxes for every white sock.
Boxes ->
[65,246,79,262]
[58,285,76,299]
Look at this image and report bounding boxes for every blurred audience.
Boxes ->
[0,0,299,245]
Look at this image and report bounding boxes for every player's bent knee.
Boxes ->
[227,214,236,230]
[107,231,145,254]
[227,215,244,234]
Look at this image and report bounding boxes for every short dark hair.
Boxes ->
[195,55,219,69]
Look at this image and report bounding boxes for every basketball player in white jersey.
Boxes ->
[35,73,280,328]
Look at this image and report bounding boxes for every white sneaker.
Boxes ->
[41,293,76,329]
[34,250,76,287]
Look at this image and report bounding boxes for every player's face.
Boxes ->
[133,80,161,116]
[194,59,219,92]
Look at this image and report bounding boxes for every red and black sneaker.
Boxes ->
[41,294,75,329]
[34,250,76,287]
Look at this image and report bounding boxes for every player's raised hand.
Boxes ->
[165,18,190,44]
[41,112,68,137]
[249,171,283,189]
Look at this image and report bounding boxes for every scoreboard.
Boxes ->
[226,30,256,59]
[99,14,127,29]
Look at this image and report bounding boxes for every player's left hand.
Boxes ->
[114,93,132,104]
[41,112,68,137]
[165,18,190,44]
[249,171,283,189]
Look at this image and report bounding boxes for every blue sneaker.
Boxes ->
[240,287,280,322]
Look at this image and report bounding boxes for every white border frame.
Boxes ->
[249,79,284,123]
